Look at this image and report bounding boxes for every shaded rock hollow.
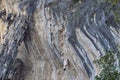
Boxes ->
[0,0,120,80]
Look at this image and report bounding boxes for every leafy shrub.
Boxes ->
[94,51,120,80]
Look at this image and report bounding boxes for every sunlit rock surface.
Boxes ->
[0,0,120,80]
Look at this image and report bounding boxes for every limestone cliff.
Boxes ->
[0,0,120,80]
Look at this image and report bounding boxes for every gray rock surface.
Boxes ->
[0,0,120,80]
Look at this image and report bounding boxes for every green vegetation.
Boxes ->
[106,0,120,21]
[72,0,80,3]
[114,11,120,21]
[94,51,120,80]
[106,0,120,6]
[72,0,84,3]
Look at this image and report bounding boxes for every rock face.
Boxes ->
[0,0,120,80]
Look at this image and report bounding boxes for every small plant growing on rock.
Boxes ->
[94,50,120,80]
[72,0,79,3]
[72,0,83,3]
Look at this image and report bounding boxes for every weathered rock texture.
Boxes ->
[0,0,120,80]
